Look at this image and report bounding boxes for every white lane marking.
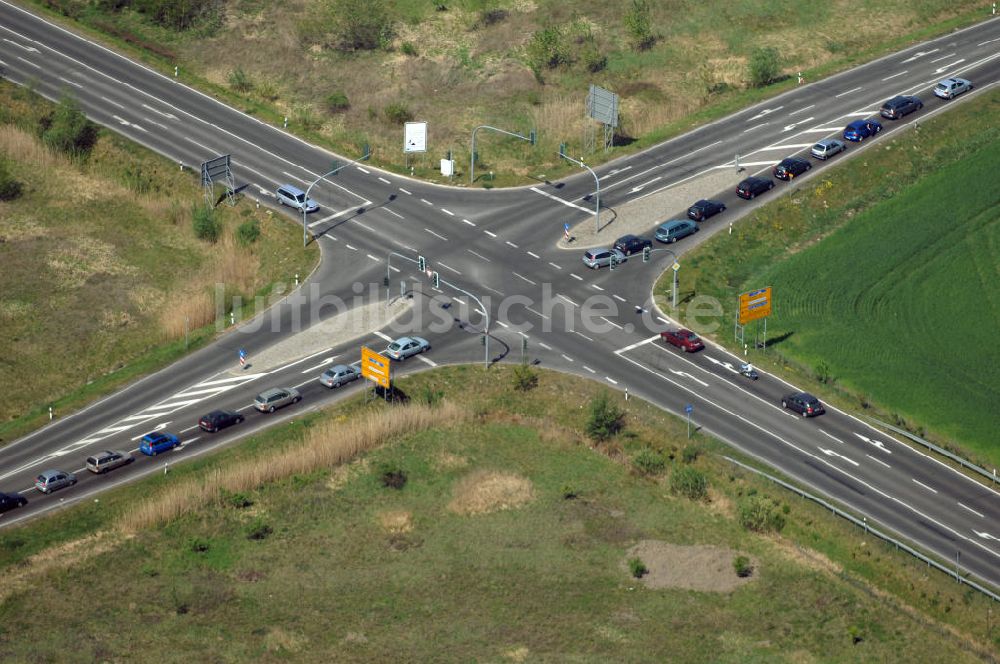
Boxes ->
[549,262,563,270]
[743,124,769,134]
[131,124,149,133]
[185,135,222,154]
[417,354,437,367]
[301,356,339,373]
[356,166,370,174]
[912,478,938,494]
[467,249,490,262]
[496,320,509,328]
[438,262,461,275]
[58,76,83,88]
[597,141,722,194]
[529,186,591,212]
[752,143,815,151]
[112,115,130,126]
[668,369,709,387]
[561,354,573,362]
[506,240,519,248]
[748,106,782,121]
[934,59,965,74]
[378,177,391,184]
[583,366,596,374]
[614,335,659,354]
[527,251,539,259]
[141,103,177,119]
[462,218,476,227]
[600,317,622,330]
[558,294,578,307]
[978,37,1000,46]
[16,56,40,69]
[835,86,863,98]
[881,70,908,81]
[483,285,505,296]
[383,208,404,219]
[525,306,550,320]
[574,331,594,342]
[854,432,892,454]
[539,342,551,350]
[441,208,455,216]
[143,118,167,130]
[194,374,268,388]
[591,284,604,291]
[345,244,357,251]
[424,228,448,241]
[782,117,814,131]
[958,503,985,519]
[789,104,815,115]
[399,188,411,195]
[484,230,497,238]
[101,95,125,109]
[598,165,632,180]
[267,348,334,373]
[928,52,955,63]
[820,430,844,445]
[612,294,626,303]
[513,272,536,285]
[866,454,891,469]
[571,273,583,281]
[367,254,380,262]
[129,422,171,441]
[656,316,669,324]
[630,175,662,192]
[605,377,618,385]
[308,207,355,228]
[373,330,394,342]
[3,37,38,52]
[420,198,433,205]
[902,48,939,63]
[818,447,859,467]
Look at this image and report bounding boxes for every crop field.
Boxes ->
[0,81,318,441]
[660,87,1000,464]
[29,0,989,183]
[0,367,995,661]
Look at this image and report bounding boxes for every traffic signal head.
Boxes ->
[433,271,440,288]
[642,245,651,262]
[418,255,426,272]
[529,129,537,146]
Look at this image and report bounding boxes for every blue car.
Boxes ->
[140,431,181,456]
[843,119,883,142]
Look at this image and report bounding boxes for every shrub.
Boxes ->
[585,391,625,441]
[329,0,393,51]
[246,518,273,540]
[733,555,753,577]
[583,46,608,73]
[325,91,350,113]
[628,557,648,578]
[815,360,833,384]
[681,444,701,464]
[235,219,261,246]
[222,490,253,509]
[191,204,220,242]
[748,46,781,87]
[670,466,708,500]
[479,7,508,27]
[560,484,578,500]
[632,448,665,476]
[384,102,413,125]
[0,157,23,201]
[400,41,417,56]
[228,67,254,93]
[738,494,786,533]
[526,25,569,73]
[512,365,538,391]
[623,0,655,50]
[188,537,210,553]
[380,463,407,489]
[135,0,217,31]
[38,94,98,157]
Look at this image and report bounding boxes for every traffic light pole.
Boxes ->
[470,125,536,184]
[437,276,490,368]
[557,149,600,233]
[648,248,680,308]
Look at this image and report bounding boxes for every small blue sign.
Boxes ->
[564,223,570,232]
[684,404,693,414]
[239,348,247,359]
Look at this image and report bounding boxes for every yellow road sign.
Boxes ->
[738,287,772,325]
[361,346,390,389]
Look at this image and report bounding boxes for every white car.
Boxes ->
[933,78,972,100]
[386,336,430,361]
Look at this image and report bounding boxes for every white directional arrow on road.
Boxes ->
[176,436,199,450]
[783,117,814,131]
[902,48,939,63]
[630,176,661,193]
[669,369,709,387]
[854,433,892,454]
[131,422,171,441]
[935,59,965,73]
[705,356,739,374]
[749,106,783,121]
[974,531,999,542]
[819,447,860,467]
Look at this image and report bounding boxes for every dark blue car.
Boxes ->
[843,119,883,142]
[140,431,181,456]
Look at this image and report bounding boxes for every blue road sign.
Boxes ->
[684,404,693,414]
[239,348,247,359]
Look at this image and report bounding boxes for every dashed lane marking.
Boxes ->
[484,230,497,238]
[571,273,583,281]
[583,366,596,374]
[612,294,626,302]
[462,218,476,227]
[467,249,490,262]
[424,228,448,241]
[573,330,594,342]
[441,208,455,216]
[549,262,563,270]
[513,272,536,286]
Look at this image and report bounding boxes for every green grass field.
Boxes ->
[659,88,1000,465]
[0,367,995,661]
[0,81,318,442]
[27,0,989,184]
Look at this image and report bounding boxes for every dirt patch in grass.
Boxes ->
[625,540,754,592]
[377,510,413,534]
[448,470,534,516]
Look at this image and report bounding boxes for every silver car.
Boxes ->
[386,336,430,361]
[86,450,134,474]
[254,387,302,413]
[35,469,77,494]
[319,364,361,388]
[810,138,846,160]
[582,248,626,269]
[933,77,972,100]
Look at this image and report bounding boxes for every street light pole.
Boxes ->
[301,146,371,247]
[557,151,600,233]
[470,125,536,184]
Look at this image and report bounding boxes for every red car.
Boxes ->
[660,328,704,352]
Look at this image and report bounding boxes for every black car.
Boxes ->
[736,176,775,200]
[687,199,726,221]
[773,157,812,181]
[880,95,922,120]
[0,491,27,514]
[198,409,246,433]
[781,392,826,417]
[613,234,652,256]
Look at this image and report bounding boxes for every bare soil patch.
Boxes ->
[448,470,534,516]
[625,539,755,592]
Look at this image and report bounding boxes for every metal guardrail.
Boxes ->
[723,456,1000,603]
[864,416,999,486]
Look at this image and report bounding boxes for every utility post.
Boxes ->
[470,125,536,184]
[558,148,600,233]
[302,145,371,247]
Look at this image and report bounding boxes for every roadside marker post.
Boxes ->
[685,404,694,439]
[239,348,247,369]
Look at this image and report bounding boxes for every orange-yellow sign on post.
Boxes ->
[361,346,391,389]
[738,287,772,325]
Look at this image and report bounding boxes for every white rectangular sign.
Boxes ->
[404,122,427,153]
[440,159,454,176]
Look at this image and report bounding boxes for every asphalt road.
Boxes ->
[1,2,999,588]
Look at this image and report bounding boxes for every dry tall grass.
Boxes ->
[115,401,468,533]
[448,469,534,516]
[0,125,64,169]
[159,288,217,339]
